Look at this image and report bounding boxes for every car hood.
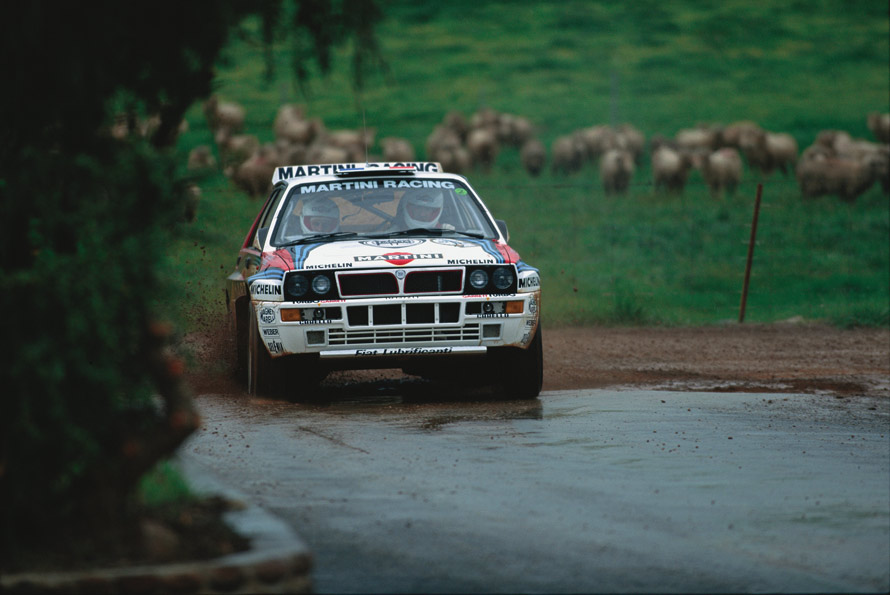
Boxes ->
[261,237,522,273]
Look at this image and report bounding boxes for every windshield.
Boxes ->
[270,177,499,246]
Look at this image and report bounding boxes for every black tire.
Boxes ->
[247,307,282,396]
[496,325,543,399]
[247,307,326,399]
[234,297,249,384]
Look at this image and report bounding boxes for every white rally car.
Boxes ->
[225,162,542,399]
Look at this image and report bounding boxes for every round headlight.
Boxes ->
[286,274,309,298]
[312,274,331,295]
[492,267,514,290]
[469,269,489,289]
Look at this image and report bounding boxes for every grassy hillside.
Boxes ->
[168,1,889,331]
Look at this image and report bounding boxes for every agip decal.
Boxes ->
[359,239,424,249]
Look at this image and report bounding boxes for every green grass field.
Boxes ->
[167,1,889,330]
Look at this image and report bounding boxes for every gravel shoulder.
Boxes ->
[542,322,889,399]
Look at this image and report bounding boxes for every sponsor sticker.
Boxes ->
[432,239,470,247]
[355,347,454,356]
[259,307,276,324]
[447,258,496,265]
[359,239,424,248]
[518,275,540,290]
[267,340,284,354]
[354,252,443,265]
[251,282,282,296]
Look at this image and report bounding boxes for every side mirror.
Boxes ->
[257,226,269,248]
[495,219,510,242]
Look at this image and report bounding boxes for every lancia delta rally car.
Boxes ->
[225,162,542,399]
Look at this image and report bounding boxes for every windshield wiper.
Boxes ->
[277,231,359,246]
[367,228,486,239]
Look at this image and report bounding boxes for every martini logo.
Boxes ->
[354,252,443,265]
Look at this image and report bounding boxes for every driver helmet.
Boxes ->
[300,197,340,234]
[402,189,444,228]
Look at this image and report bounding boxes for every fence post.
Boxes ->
[738,183,763,323]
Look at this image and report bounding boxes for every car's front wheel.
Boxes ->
[247,306,283,396]
[493,326,543,399]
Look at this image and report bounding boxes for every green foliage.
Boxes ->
[0,140,190,547]
[137,462,195,508]
[0,0,387,558]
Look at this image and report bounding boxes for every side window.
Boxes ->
[252,186,286,249]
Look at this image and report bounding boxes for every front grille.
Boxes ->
[346,302,462,326]
[404,270,463,293]
[338,272,399,296]
[327,324,481,346]
[336,268,464,297]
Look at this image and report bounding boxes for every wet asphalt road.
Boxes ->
[178,384,889,593]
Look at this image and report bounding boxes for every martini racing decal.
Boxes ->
[249,268,286,282]
[273,162,442,183]
[300,179,454,194]
[286,243,323,269]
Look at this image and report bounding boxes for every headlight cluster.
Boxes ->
[284,271,338,301]
[465,266,516,294]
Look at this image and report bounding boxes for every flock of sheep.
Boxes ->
[188,96,890,204]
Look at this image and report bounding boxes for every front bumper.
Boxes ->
[252,291,540,360]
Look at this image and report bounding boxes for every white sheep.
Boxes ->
[796,156,883,202]
[719,121,762,149]
[599,149,635,195]
[466,127,500,172]
[520,138,546,177]
[380,137,416,162]
[765,132,798,175]
[187,145,217,172]
[652,146,694,193]
[675,125,721,153]
[218,133,260,174]
[203,95,245,136]
[232,144,280,198]
[550,134,585,175]
[700,148,743,198]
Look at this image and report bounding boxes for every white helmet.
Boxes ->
[300,197,340,234]
[402,189,444,228]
